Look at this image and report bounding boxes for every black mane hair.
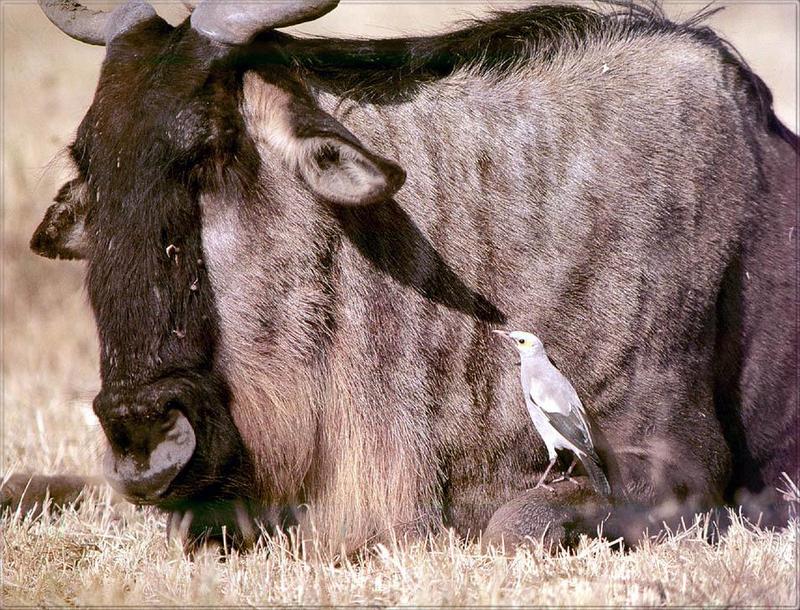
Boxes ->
[231,0,795,148]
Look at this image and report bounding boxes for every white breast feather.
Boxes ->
[527,377,568,414]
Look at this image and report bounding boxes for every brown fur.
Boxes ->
[24,3,798,553]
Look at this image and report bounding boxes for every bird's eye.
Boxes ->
[518,339,525,345]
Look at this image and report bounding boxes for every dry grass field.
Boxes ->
[2,1,798,606]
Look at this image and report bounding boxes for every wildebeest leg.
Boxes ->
[0,473,105,516]
[164,499,303,554]
[484,480,609,550]
[483,480,728,552]
[165,499,260,553]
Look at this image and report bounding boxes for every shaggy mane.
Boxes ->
[231,0,794,148]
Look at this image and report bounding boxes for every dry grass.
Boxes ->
[3,493,798,606]
[2,1,798,606]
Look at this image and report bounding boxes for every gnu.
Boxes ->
[16,0,799,552]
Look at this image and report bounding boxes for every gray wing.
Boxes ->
[527,369,595,453]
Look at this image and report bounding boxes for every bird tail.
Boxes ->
[581,454,612,497]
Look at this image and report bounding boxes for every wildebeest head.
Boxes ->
[30,0,405,506]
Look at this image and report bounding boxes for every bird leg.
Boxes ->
[533,457,558,492]
[551,456,581,486]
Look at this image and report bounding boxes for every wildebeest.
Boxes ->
[15,0,798,552]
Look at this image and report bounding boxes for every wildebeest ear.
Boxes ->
[295,132,406,206]
[242,72,406,206]
[30,179,90,260]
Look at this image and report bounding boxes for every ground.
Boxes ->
[2,1,798,606]
[2,497,797,605]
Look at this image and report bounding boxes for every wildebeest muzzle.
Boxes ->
[94,378,200,504]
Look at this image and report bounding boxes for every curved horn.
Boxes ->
[39,0,156,46]
[190,0,340,45]
[38,0,110,45]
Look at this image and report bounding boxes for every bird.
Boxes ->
[493,330,612,497]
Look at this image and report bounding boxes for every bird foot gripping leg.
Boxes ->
[551,457,581,486]
[532,457,558,493]
[550,475,581,487]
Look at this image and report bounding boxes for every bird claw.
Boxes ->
[534,482,556,494]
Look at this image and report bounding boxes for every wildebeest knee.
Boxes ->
[483,483,610,551]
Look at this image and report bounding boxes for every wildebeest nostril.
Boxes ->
[160,405,181,432]
[103,407,197,503]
